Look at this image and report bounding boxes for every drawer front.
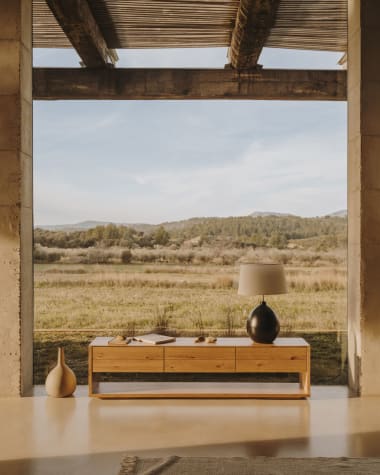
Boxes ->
[165,359,235,373]
[236,347,307,373]
[92,347,163,372]
[165,347,234,360]
[165,347,235,373]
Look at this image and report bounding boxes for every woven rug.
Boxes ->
[118,456,380,475]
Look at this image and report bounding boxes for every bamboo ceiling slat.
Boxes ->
[33,0,347,52]
[266,0,347,51]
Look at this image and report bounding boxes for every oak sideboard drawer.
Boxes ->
[236,347,307,373]
[164,347,235,372]
[92,347,164,372]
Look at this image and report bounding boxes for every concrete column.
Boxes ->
[348,1,380,395]
[0,0,33,396]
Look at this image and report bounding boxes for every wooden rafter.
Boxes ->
[33,68,347,101]
[228,0,281,69]
[46,0,118,68]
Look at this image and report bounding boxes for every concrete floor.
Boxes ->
[0,385,380,475]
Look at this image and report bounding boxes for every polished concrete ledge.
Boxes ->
[1,385,380,475]
[31,383,348,399]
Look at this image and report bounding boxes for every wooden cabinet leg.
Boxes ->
[89,371,100,397]
[88,346,93,396]
[299,372,310,394]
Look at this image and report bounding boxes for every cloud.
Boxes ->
[123,127,346,220]
[33,48,347,225]
[35,123,346,225]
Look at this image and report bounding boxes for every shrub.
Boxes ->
[191,309,205,336]
[85,249,113,264]
[121,249,132,264]
[33,246,61,264]
[222,307,237,337]
[153,304,173,333]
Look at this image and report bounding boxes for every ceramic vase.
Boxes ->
[45,347,77,397]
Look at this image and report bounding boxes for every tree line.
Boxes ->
[34,215,347,251]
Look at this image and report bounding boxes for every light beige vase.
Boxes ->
[45,347,77,397]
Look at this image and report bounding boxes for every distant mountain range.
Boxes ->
[325,209,347,218]
[36,210,347,232]
[250,210,347,218]
[250,211,295,218]
[41,220,114,231]
[38,220,154,232]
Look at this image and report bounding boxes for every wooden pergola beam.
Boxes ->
[46,0,118,68]
[228,0,281,69]
[33,68,347,101]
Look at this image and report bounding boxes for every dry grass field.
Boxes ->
[33,213,349,385]
[33,249,348,385]
[34,262,346,334]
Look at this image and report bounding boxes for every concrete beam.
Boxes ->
[33,68,347,101]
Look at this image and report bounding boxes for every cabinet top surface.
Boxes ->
[90,337,309,348]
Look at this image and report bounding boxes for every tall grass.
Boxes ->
[35,267,345,293]
[287,268,346,292]
[34,261,347,333]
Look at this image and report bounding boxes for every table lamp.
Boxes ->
[238,263,287,343]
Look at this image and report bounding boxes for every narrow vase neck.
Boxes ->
[57,347,65,365]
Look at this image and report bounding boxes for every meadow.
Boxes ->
[34,253,347,334]
[33,215,349,383]
[34,247,347,384]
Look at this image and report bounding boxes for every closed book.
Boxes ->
[133,333,176,345]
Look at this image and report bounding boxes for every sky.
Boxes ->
[33,47,347,225]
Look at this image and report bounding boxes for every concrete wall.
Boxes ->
[0,0,378,397]
[348,1,380,395]
[0,0,33,396]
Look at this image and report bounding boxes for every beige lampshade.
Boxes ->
[238,263,287,297]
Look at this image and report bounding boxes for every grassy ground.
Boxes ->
[34,262,347,385]
[34,263,346,333]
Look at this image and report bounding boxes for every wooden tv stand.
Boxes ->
[88,337,310,399]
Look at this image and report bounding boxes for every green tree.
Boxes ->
[153,226,170,246]
[268,232,288,249]
[104,223,120,240]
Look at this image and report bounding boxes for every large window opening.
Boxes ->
[33,47,347,387]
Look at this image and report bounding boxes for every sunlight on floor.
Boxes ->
[1,386,380,474]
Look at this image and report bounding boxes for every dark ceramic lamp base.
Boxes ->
[246,301,280,344]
